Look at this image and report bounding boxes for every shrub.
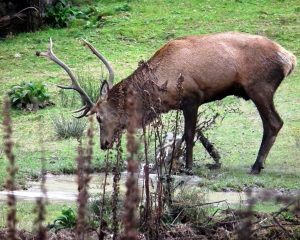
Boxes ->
[49,207,76,232]
[87,197,103,229]
[58,88,79,108]
[164,187,208,225]
[79,75,101,103]
[45,0,85,28]
[114,3,132,13]
[59,75,102,108]
[8,82,53,111]
[45,1,132,29]
[52,114,86,139]
[87,194,123,229]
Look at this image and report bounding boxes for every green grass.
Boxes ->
[0,201,76,231]
[0,0,299,192]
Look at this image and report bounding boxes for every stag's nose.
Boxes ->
[101,140,110,150]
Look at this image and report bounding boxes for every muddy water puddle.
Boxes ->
[0,173,247,205]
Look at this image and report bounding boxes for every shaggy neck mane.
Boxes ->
[107,61,167,126]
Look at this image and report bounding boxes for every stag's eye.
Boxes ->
[96,115,102,123]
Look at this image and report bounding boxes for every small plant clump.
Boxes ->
[8,82,53,111]
[59,75,102,108]
[45,0,85,28]
[48,207,77,232]
[45,1,132,29]
[52,114,86,139]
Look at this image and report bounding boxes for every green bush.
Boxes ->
[87,194,123,229]
[49,207,76,232]
[79,75,101,103]
[58,88,79,108]
[114,3,132,13]
[177,187,208,224]
[59,75,102,108]
[163,187,208,225]
[52,114,86,139]
[45,0,85,28]
[8,82,53,111]
[45,0,132,29]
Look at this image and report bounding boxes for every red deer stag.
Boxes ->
[37,32,296,174]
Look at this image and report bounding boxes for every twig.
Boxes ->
[174,200,227,208]
[112,138,122,240]
[142,124,151,236]
[205,208,221,225]
[171,209,184,225]
[99,151,109,240]
[253,222,300,230]
[273,216,294,239]
[272,200,297,218]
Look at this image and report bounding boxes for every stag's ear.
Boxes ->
[100,80,110,99]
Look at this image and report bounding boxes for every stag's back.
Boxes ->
[148,32,296,103]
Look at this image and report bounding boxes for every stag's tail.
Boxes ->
[287,52,297,76]
[277,47,297,77]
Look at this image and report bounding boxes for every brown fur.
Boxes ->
[96,32,296,174]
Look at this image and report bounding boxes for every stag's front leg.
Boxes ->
[182,103,198,170]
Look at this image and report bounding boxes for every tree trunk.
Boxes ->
[0,0,54,37]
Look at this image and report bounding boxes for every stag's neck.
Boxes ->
[109,62,176,128]
[123,62,178,127]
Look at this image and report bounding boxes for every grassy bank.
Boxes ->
[0,201,76,231]
[0,0,299,191]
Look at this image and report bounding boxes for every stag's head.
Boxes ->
[37,39,123,150]
[92,81,127,149]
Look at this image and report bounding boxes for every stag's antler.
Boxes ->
[36,38,94,118]
[82,39,114,88]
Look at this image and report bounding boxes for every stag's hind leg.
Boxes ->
[247,91,283,174]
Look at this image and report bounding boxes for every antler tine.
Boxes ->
[73,105,88,113]
[82,39,114,87]
[74,106,91,118]
[36,38,94,118]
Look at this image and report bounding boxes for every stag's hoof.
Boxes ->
[206,163,221,170]
[250,164,264,175]
[180,168,194,175]
[250,168,261,175]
